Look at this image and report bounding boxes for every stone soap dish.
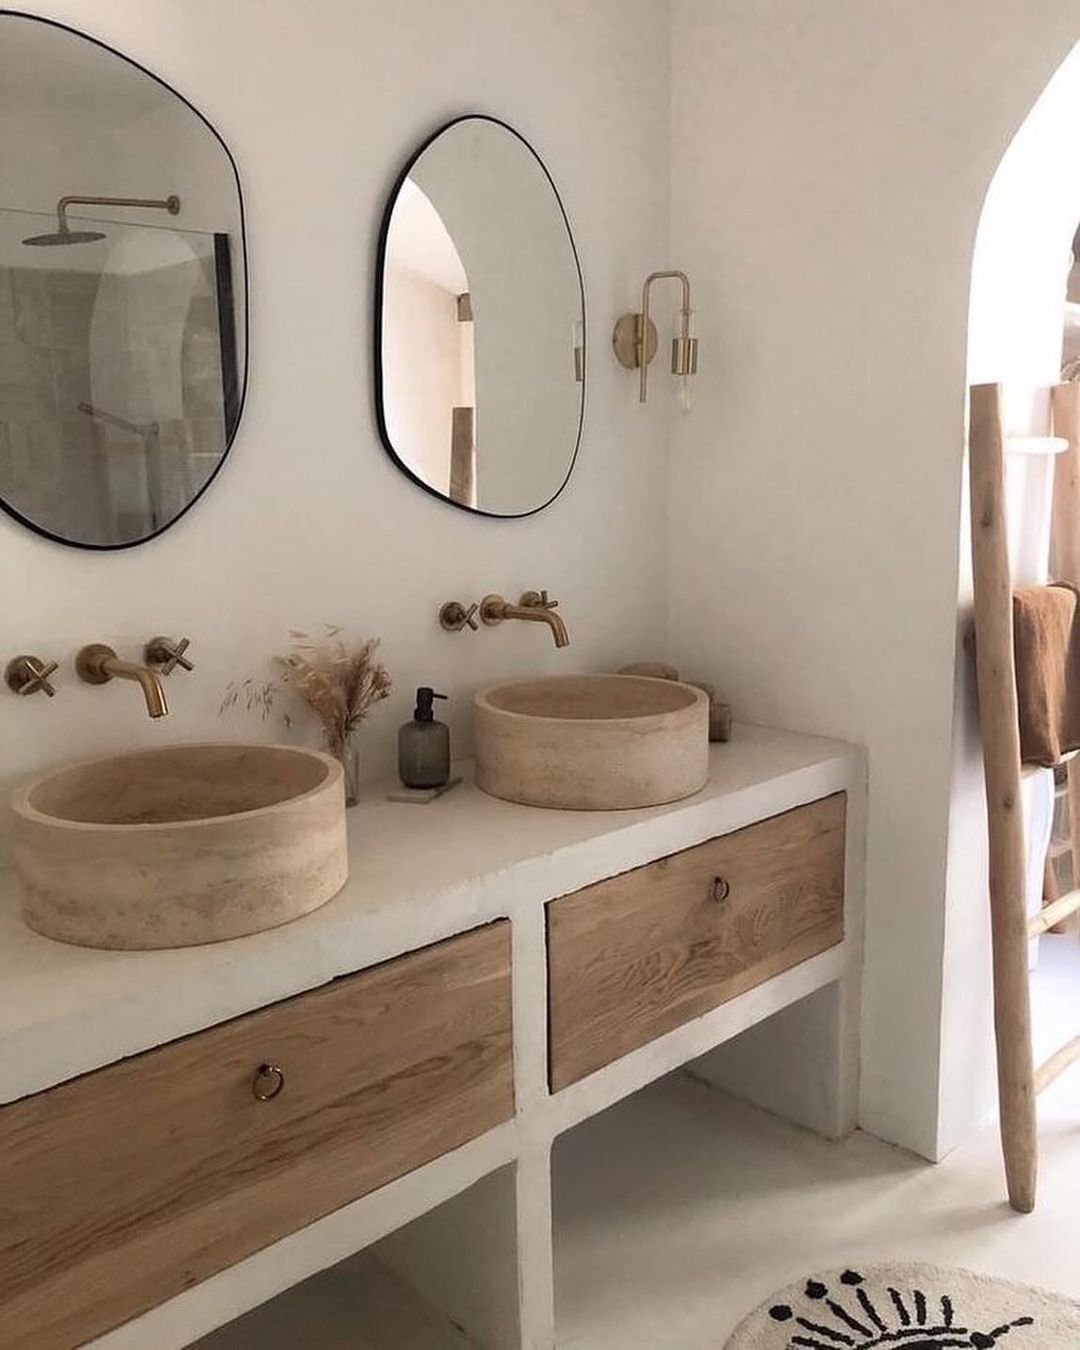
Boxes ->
[386,777,462,805]
[618,663,731,742]
[688,680,732,742]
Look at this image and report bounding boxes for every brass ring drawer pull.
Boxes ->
[252,1062,285,1101]
[710,876,730,904]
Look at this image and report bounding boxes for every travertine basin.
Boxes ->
[475,674,709,810]
[11,744,348,950]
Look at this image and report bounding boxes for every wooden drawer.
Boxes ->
[0,921,513,1350]
[548,796,845,1090]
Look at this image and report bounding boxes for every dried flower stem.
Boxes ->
[221,627,391,753]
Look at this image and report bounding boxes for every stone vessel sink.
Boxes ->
[474,674,709,810]
[11,744,348,950]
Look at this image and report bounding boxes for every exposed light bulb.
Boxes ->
[673,308,697,413]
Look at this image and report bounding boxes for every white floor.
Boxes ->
[554,932,1080,1349]
[195,936,1080,1349]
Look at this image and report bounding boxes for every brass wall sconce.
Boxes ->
[613,270,698,407]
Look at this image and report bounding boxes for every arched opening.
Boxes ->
[939,40,1080,1158]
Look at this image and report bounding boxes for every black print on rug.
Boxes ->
[767,1269,1034,1349]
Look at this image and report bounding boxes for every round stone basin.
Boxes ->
[11,744,348,950]
[474,674,709,810]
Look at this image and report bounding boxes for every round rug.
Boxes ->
[724,1261,1080,1348]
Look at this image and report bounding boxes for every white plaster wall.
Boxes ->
[0,0,672,855]
[11,0,1080,1169]
[668,0,1080,1160]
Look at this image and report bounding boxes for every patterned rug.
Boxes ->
[724,1262,1080,1348]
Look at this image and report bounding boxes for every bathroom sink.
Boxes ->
[11,744,348,950]
[474,674,709,810]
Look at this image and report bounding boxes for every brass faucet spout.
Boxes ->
[107,658,169,718]
[501,604,570,649]
[75,644,169,719]
[479,592,571,649]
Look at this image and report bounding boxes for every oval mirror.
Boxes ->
[0,14,247,549]
[375,116,585,517]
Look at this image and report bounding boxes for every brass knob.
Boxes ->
[710,876,730,904]
[252,1062,285,1101]
[5,655,58,698]
[145,636,194,675]
[438,601,479,633]
[480,594,509,626]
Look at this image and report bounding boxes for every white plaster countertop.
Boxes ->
[0,722,862,1105]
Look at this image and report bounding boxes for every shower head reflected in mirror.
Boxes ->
[24,226,106,246]
[22,193,180,246]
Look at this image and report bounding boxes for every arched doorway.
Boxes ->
[939,40,1080,1161]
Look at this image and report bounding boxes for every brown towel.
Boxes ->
[1013,582,1080,767]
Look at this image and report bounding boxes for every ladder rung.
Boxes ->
[1005,435,1070,456]
[1028,889,1080,936]
[1035,1035,1080,1094]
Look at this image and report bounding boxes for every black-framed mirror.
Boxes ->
[375,115,585,518]
[0,12,248,550]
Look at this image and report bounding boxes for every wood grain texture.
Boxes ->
[547,795,846,1091]
[1052,385,1080,936]
[0,921,513,1350]
[969,382,1037,1213]
[1051,382,1080,584]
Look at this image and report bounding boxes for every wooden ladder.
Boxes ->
[968,381,1080,1213]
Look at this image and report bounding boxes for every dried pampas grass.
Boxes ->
[221,627,392,759]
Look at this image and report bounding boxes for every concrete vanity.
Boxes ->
[0,724,865,1350]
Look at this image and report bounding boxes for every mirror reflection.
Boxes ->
[376,116,584,517]
[0,15,246,549]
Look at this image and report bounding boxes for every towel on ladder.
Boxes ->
[1013,582,1080,767]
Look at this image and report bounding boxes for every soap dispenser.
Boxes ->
[398,687,450,788]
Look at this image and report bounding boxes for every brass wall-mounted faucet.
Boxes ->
[75,644,169,719]
[440,591,570,648]
[481,591,570,649]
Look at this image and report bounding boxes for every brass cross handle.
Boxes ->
[520,589,559,610]
[5,654,59,698]
[145,636,194,675]
[439,600,480,632]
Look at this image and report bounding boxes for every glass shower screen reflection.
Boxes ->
[0,208,240,546]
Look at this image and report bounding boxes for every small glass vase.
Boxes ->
[330,738,361,807]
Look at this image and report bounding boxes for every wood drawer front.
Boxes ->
[0,921,514,1350]
[548,795,846,1090]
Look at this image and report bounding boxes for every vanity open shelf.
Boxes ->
[0,724,865,1349]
